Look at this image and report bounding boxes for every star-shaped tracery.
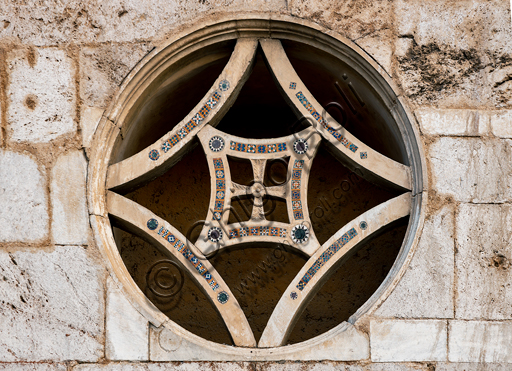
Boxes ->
[106,38,412,348]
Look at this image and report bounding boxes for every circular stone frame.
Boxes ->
[88,13,427,359]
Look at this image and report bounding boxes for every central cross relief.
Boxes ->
[105,38,413,348]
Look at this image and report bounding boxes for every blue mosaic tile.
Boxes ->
[148,149,160,161]
[289,82,297,90]
[147,218,158,230]
[360,151,368,159]
[219,80,230,91]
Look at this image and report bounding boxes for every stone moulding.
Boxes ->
[87,12,428,360]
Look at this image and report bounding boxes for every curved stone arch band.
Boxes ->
[88,14,427,357]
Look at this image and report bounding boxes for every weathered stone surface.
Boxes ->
[75,363,253,371]
[437,363,512,371]
[0,246,104,361]
[80,43,152,108]
[490,110,512,138]
[375,205,454,319]
[416,109,490,136]
[456,204,512,320]
[430,137,512,203]
[0,364,67,371]
[51,150,89,245]
[0,150,48,242]
[0,1,286,46]
[355,29,393,74]
[449,321,512,363]
[106,277,148,361]
[289,0,392,41]
[7,48,76,143]
[370,320,447,362]
[80,106,104,148]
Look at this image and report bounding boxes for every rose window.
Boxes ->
[89,18,424,353]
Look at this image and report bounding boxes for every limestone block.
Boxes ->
[7,48,76,143]
[370,320,447,362]
[394,0,488,107]
[106,277,148,361]
[0,246,104,362]
[80,43,152,108]
[368,365,429,371]
[80,106,104,148]
[51,150,89,245]
[448,321,512,363]
[437,363,512,371]
[0,150,48,242]
[490,110,512,138]
[289,0,392,41]
[0,365,67,371]
[395,0,484,50]
[416,109,487,136]
[375,205,454,319]
[355,29,393,74]
[455,204,512,320]
[430,137,512,203]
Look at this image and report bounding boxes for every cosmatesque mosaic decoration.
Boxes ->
[228,225,287,239]
[296,91,358,153]
[149,220,220,291]
[296,227,358,291]
[212,158,226,221]
[291,159,305,220]
[229,141,287,154]
[160,90,225,154]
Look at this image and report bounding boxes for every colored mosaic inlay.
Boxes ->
[296,228,358,291]
[148,149,160,161]
[161,90,223,154]
[291,159,304,220]
[217,291,229,304]
[289,82,297,90]
[291,224,309,244]
[228,225,287,239]
[208,227,223,242]
[147,218,158,230]
[212,158,226,221]
[229,141,287,154]
[290,291,298,300]
[359,221,368,230]
[219,80,230,92]
[360,151,368,159]
[148,221,220,291]
[296,91,358,153]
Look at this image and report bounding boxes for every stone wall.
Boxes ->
[0,0,511,369]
